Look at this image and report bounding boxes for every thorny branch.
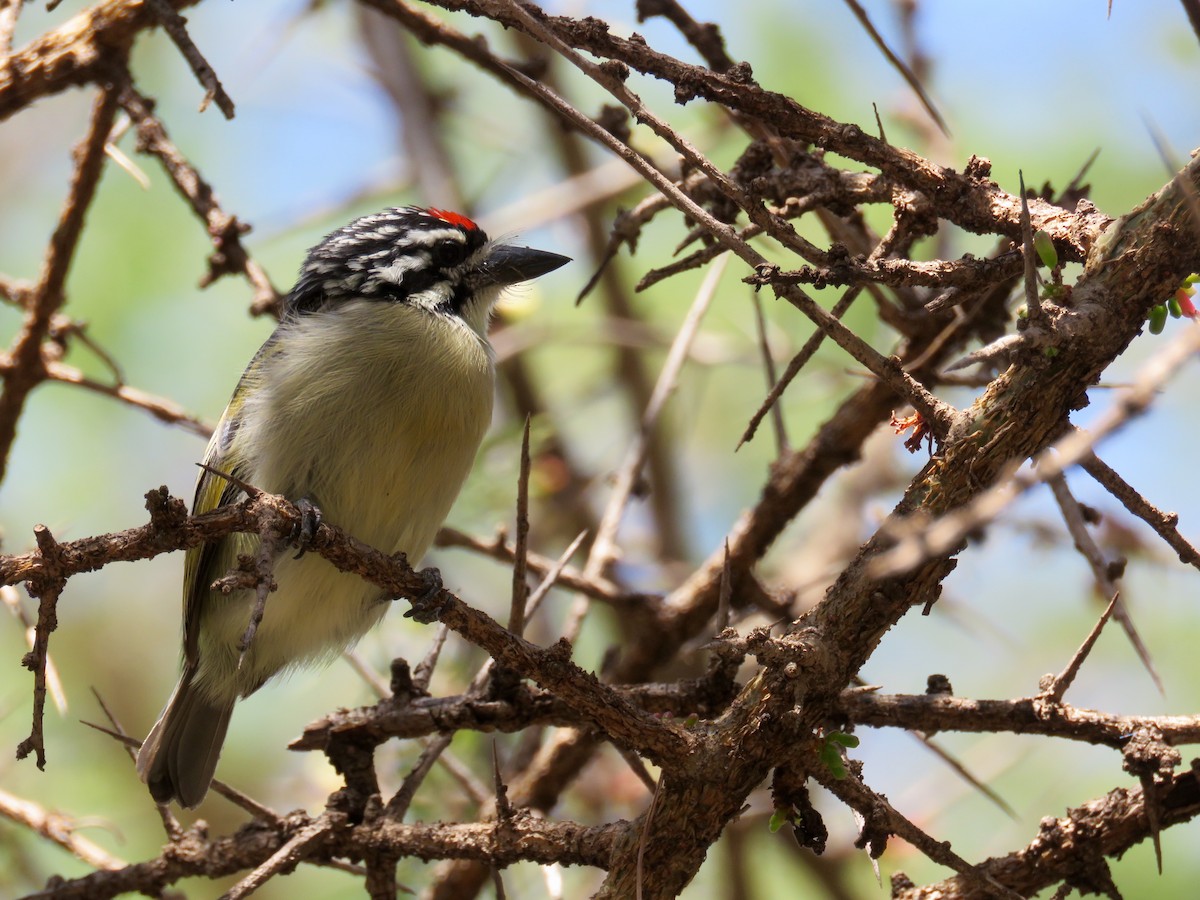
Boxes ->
[0,85,120,485]
[872,315,1200,579]
[117,81,280,313]
[4,1,1200,899]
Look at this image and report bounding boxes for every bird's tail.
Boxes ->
[136,666,234,809]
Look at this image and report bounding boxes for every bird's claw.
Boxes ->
[403,567,448,623]
[291,498,322,559]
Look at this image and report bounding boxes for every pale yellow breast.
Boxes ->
[198,301,494,694]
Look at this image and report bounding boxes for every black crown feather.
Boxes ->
[284,207,489,317]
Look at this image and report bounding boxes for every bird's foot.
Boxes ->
[290,497,323,559]
[404,566,448,623]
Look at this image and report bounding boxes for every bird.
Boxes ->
[136,206,569,808]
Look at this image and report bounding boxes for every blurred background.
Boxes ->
[2,0,1199,897]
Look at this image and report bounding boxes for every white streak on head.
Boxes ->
[373,253,427,286]
[402,227,468,249]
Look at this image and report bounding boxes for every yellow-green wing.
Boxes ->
[180,336,280,666]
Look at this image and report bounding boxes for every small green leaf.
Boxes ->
[826,731,860,748]
[1043,346,1059,358]
[768,808,790,833]
[1033,230,1058,269]
[819,742,847,779]
[1148,304,1168,335]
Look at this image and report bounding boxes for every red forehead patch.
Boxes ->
[426,208,479,231]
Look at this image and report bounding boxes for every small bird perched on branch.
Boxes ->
[137,207,569,808]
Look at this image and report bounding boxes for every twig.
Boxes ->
[438,749,489,806]
[508,417,532,636]
[839,0,949,136]
[466,0,955,434]
[523,530,589,622]
[818,768,1023,900]
[841,690,1200,747]
[15,525,68,768]
[1040,592,1122,705]
[636,0,735,72]
[635,774,665,900]
[387,733,455,819]
[737,286,861,449]
[1143,114,1200,236]
[221,817,334,900]
[587,253,727,577]
[632,158,903,294]
[1080,450,1200,570]
[83,719,286,826]
[871,318,1200,578]
[562,253,727,645]
[117,83,280,314]
[342,649,392,700]
[714,541,732,634]
[0,0,23,58]
[386,534,628,821]
[491,741,513,820]
[615,744,659,795]
[357,3,462,206]
[914,732,1017,820]
[488,154,659,236]
[45,359,211,437]
[235,527,284,664]
[1047,475,1162,693]
[0,786,126,872]
[0,85,121,484]
[747,287,788,454]
[294,678,741,750]
[433,1,1111,253]
[896,769,1200,900]
[2,584,66,714]
[749,248,1022,291]
[145,0,235,118]
[89,688,183,838]
[386,530,601,828]
[0,1,203,121]
[387,518,584,821]
[511,31,691,564]
[1180,0,1200,51]
[26,811,619,898]
[412,623,451,694]
[502,0,825,268]
[1018,170,1046,326]
[490,866,508,900]
[87,691,128,754]
[435,526,623,603]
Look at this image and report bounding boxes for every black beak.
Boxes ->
[484,244,571,286]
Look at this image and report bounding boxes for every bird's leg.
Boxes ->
[290,496,323,560]
[403,565,448,623]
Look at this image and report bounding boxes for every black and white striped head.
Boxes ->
[285,207,569,336]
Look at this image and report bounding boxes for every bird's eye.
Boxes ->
[429,238,468,268]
